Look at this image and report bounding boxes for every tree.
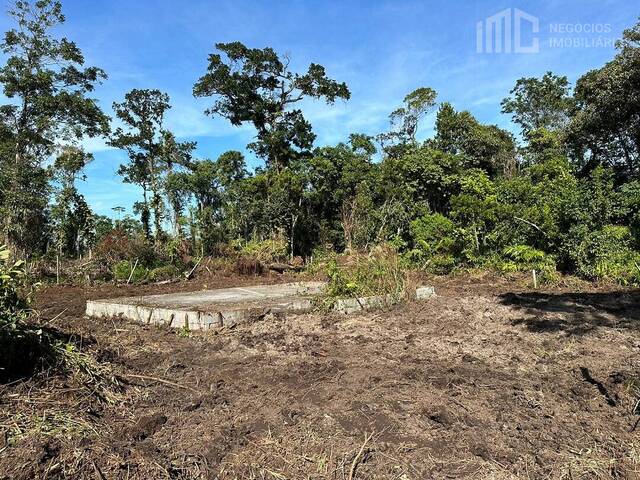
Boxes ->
[110,89,171,244]
[193,42,350,171]
[307,134,376,249]
[501,72,574,140]
[173,151,247,253]
[432,103,516,177]
[566,20,640,178]
[161,130,196,238]
[379,87,437,155]
[50,147,95,257]
[0,0,109,254]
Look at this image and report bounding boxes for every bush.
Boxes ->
[324,246,407,300]
[407,213,458,273]
[164,238,191,266]
[501,244,558,284]
[0,245,31,331]
[235,234,288,263]
[573,226,640,284]
[148,265,180,282]
[94,229,157,268]
[0,245,46,382]
[112,260,149,283]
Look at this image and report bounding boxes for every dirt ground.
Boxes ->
[2,271,640,479]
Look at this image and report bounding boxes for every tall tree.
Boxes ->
[161,130,196,238]
[177,151,247,253]
[378,87,437,155]
[0,0,109,254]
[433,103,516,177]
[501,72,574,140]
[566,20,640,178]
[50,147,95,257]
[110,89,170,244]
[193,42,350,171]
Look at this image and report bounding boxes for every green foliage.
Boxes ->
[407,213,458,273]
[450,169,500,259]
[379,87,437,151]
[235,235,288,263]
[148,265,180,282]
[112,260,149,283]
[0,245,31,330]
[110,89,175,243]
[2,6,640,290]
[0,0,108,254]
[501,72,574,139]
[573,226,640,285]
[193,41,350,171]
[566,23,640,176]
[501,245,558,283]
[432,103,516,177]
[324,247,406,300]
[176,326,191,338]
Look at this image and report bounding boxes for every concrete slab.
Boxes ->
[86,282,325,330]
[416,286,436,300]
[86,282,436,329]
[333,294,397,314]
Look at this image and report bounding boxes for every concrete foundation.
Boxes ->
[333,294,397,314]
[86,282,325,330]
[86,282,436,329]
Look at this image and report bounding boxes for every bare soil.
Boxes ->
[2,272,640,479]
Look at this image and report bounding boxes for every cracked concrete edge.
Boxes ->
[333,286,436,314]
[85,298,315,330]
[85,285,436,328]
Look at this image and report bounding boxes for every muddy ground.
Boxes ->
[1,272,640,479]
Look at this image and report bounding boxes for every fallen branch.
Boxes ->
[124,374,199,393]
[127,258,139,284]
[268,262,303,273]
[42,308,68,327]
[348,431,373,480]
[185,257,202,280]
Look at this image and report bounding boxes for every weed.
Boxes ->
[319,245,407,309]
[177,326,191,338]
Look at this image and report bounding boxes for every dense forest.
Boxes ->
[1,0,640,286]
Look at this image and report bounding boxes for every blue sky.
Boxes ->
[0,0,637,218]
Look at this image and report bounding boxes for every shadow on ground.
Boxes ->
[499,290,640,335]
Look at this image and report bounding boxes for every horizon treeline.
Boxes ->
[1,0,640,283]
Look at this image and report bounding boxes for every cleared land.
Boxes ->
[1,273,640,479]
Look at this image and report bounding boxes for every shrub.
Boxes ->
[0,245,31,331]
[236,234,288,263]
[112,260,149,283]
[324,246,407,300]
[164,237,191,266]
[501,244,558,284]
[573,226,640,284]
[407,213,458,273]
[94,229,157,268]
[0,245,46,382]
[148,265,180,282]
